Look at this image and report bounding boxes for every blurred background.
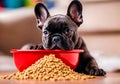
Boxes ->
[0,0,120,71]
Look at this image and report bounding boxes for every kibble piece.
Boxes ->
[0,54,95,81]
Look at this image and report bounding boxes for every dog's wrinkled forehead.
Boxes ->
[42,15,78,32]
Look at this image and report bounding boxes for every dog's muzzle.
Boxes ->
[52,36,61,44]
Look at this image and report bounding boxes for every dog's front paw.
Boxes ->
[87,67,106,76]
[21,44,44,50]
[30,44,44,50]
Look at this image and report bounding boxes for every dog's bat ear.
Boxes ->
[67,0,83,26]
[34,2,50,29]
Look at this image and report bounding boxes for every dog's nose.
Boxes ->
[52,36,60,44]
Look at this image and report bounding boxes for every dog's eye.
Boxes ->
[64,29,73,35]
[43,30,49,35]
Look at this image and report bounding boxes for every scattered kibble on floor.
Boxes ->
[0,54,95,81]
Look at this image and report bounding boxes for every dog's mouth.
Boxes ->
[51,45,61,50]
[50,44,72,50]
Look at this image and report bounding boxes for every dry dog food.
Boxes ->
[0,54,95,81]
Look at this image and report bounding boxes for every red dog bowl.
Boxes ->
[10,49,84,72]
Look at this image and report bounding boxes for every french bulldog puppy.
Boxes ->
[26,0,106,76]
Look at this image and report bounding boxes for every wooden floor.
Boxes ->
[0,71,120,84]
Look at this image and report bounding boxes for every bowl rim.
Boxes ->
[10,49,84,53]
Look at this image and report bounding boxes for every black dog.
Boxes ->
[25,0,106,76]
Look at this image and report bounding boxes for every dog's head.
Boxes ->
[34,0,83,50]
